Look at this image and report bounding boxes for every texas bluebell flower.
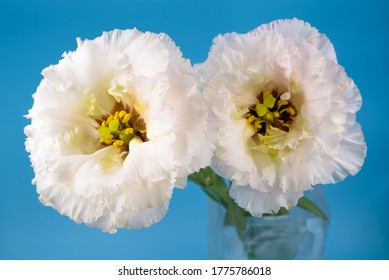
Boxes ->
[25,29,212,232]
[198,19,366,216]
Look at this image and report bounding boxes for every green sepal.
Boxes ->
[188,167,230,208]
[263,207,289,217]
[297,196,329,222]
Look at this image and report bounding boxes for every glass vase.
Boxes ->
[208,187,329,260]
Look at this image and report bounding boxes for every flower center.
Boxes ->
[245,89,297,136]
[97,103,148,152]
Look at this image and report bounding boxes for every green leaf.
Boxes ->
[297,196,329,222]
[188,167,230,208]
[263,94,276,109]
[255,103,267,117]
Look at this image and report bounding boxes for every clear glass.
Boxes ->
[208,187,329,260]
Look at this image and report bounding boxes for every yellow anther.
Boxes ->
[277,100,289,108]
[264,113,274,122]
[124,127,134,135]
[101,121,106,127]
[100,137,113,144]
[263,90,273,98]
[113,140,124,148]
[123,113,131,124]
[274,111,280,118]
[119,110,127,119]
[247,115,256,123]
[114,111,120,119]
[254,120,262,129]
[107,115,114,123]
[288,107,296,116]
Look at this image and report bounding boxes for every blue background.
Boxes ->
[0,0,387,259]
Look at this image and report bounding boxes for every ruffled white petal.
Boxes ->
[80,29,170,78]
[255,18,338,63]
[323,121,367,184]
[230,182,303,217]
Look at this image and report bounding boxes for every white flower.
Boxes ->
[198,19,366,217]
[25,29,212,233]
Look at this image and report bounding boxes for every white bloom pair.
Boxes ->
[25,19,366,232]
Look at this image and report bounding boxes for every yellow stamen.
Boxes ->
[264,113,274,122]
[123,113,131,124]
[113,140,124,148]
[277,100,289,109]
[247,115,256,124]
[124,127,134,135]
[119,110,127,119]
[107,115,114,123]
[282,123,291,128]
[288,107,296,116]
[100,137,113,144]
[263,90,273,98]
